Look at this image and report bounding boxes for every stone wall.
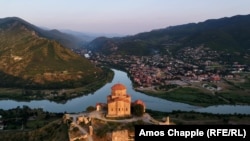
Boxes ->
[112,130,129,141]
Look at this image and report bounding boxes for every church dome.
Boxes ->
[133,99,145,106]
[111,83,126,90]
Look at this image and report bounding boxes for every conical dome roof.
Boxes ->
[111,83,126,90]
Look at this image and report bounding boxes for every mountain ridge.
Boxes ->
[87,14,250,58]
[0,16,85,49]
[0,17,103,88]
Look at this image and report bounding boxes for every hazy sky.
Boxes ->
[1,0,250,35]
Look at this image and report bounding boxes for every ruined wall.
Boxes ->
[112,130,129,141]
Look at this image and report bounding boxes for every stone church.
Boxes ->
[96,83,145,118]
[106,83,131,117]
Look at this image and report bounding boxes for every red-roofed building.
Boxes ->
[210,74,221,82]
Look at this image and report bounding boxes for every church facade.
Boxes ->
[96,83,146,118]
[106,83,131,117]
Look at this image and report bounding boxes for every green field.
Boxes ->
[137,86,248,107]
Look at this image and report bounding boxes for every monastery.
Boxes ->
[96,83,145,118]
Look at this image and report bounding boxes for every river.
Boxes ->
[0,69,250,114]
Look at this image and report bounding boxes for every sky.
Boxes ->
[1,0,250,36]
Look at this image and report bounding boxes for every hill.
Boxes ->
[0,17,84,49]
[0,17,103,88]
[87,14,250,58]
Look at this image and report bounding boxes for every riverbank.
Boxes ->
[133,75,250,107]
[105,63,250,107]
[135,86,228,107]
[1,68,250,115]
[0,67,114,103]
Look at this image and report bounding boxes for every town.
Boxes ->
[74,46,250,95]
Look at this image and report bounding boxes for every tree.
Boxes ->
[133,104,144,117]
[86,106,96,112]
